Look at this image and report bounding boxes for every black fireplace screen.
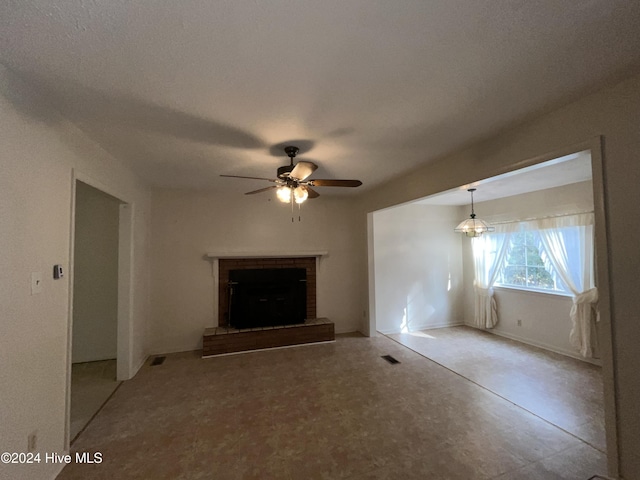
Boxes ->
[228,268,307,329]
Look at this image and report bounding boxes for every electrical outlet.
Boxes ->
[517,319,522,327]
[28,431,37,452]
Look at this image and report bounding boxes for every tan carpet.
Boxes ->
[59,333,607,479]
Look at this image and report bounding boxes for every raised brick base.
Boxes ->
[202,318,334,357]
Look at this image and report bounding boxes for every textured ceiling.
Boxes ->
[1,1,640,195]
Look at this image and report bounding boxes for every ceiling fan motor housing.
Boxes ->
[283,146,299,158]
[277,165,294,178]
[278,146,300,178]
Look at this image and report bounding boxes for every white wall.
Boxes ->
[358,74,640,477]
[373,204,463,334]
[149,189,363,354]
[72,182,120,363]
[460,181,595,359]
[0,65,150,480]
[1,60,638,478]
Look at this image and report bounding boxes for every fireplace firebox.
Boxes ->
[228,268,307,329]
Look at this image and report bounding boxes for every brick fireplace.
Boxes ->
[218,257,317,327]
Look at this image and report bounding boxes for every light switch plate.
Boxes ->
[31,272,43,295]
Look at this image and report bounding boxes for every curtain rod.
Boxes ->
[487,210,594,226]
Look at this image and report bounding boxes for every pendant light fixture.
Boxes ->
[454,188,495,237]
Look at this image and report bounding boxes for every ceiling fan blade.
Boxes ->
[220,175,277,182]
[309,179,363,187]
[245,186,278,195]
[304,186,320,198]
[290,161,318,181]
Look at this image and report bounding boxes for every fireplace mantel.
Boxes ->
[206,251,328,259]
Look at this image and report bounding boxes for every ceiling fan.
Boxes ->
[220,146,362,204]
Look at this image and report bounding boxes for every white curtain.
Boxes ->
[471,226,514,329]
[527,213,598,357]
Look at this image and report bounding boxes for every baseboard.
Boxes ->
[478,326,602,366]
[49,453,68,479]
[378,321,464,335]
[148,344,204,356]
[72,354,118,363]
[334,326,360,335]
[131,353,148,377]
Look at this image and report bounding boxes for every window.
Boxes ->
[497,229,565,293]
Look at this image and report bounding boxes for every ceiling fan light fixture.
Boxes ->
[454,188,495,237]
[276,186,292,203]
[294,186,308,204]
[220,146,363,206]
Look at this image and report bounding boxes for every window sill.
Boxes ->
[493,285,572,298]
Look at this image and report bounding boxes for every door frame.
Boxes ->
[64,169,135,448]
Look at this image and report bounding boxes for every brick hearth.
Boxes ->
[202,318,334,357]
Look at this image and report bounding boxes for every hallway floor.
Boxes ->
[70,359,120,442]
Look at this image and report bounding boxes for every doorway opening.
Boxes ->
[66,175,134,446]
[366,140,616,473]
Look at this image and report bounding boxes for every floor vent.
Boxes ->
[381,355,400,364]
[150,356,166,366]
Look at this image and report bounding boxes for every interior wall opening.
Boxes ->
[67,179,129,445]
[367,146,614,470]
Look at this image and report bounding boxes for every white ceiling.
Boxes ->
[1,1,639,195]
[415,150,592,206]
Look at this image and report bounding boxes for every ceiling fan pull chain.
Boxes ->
[298,201,302,222]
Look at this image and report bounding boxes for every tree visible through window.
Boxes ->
[498,231,561,291]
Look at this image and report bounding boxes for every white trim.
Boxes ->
[493,284,572,298]
[48,454,68,479]
[589,136,619,477]
[366,212,377,337]
[149,344,206,356]
[117,203,134,380]
[64,174,77,449]
[131,354,148,378]
[202,340,336,358]
[488,210,595,226]
[73,170,132,204]
[378,321,465,335]
[210,257,219,328]
[478,326,602,365]
[206,251,328,259]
